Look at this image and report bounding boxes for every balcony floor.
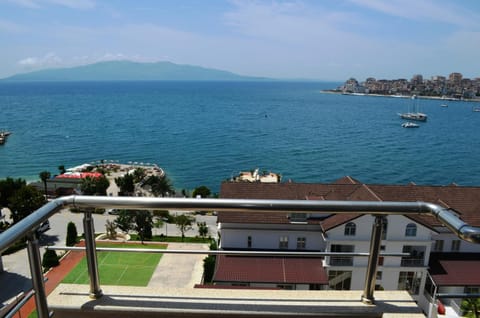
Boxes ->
[49,284,425,317]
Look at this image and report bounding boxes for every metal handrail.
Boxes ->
[46,246,409,257]
[1,195,480,318]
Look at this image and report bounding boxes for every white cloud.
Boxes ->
[17,52,63,68]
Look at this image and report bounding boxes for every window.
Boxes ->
[279,236,288,249]
[378,256,384,266]
[330,244,354,266]
[398,271,422,295]
[344,222,356,236]
[405,223,417,237]
[289,213,308,222]
[401,245,426,266]
[451,240,461,252]
[465,286,480,294]
[247,236,252,248]
[376,271,383,280]
[433,240,444,252]
[328,270,352,290]
[277,284,294,290]
[297,237,306,249]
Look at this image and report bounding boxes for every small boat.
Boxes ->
[473,107,480,112]
[402,122,419,128]
[440,104,448,107]
[0,131,11,145]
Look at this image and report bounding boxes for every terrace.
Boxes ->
[1,196,480,317]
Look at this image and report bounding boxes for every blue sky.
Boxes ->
[1,0,479,80]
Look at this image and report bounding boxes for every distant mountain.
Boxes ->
[2,61,266,81]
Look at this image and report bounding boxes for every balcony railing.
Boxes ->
[400,257,425,267]
[329,256,354,266]
[1,196,480,318]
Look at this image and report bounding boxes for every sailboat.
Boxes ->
[398,95,428,122]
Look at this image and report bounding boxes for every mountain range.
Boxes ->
[1,61,266,81]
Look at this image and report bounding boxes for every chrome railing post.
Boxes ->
[26,231,50,318]
[83,210,103,298]
[361,215,385,305]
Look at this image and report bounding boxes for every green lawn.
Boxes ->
[62,243,166,286]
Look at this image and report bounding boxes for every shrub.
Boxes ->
[66,222,78,246]
[42,249,59,271]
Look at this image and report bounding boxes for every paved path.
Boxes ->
[148,242,209,288]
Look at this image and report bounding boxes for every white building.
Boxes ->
[215,177,480,317]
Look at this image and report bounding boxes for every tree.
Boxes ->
[114,210,135,234]
[192,186,211,198]
[66,222,78,246]
[80,176,110,196]
[0,177,26,207]
[105,220,117,239]
[197,221,209,240]
[174,214,195,241]
[144,175,174,197]
[115,173,135,196]
[58,165,66,175]
[134,210,153,243]
[8,185,46,224]
[462,298,480,318]
[133,168,146,183]
[203,240,218,283]
[39,170,51,198]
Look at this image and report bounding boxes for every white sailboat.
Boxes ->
[398,95,428,122]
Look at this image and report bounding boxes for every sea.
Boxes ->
[1,81,479,193]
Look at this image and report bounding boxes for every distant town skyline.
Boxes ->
[1,0,479,81]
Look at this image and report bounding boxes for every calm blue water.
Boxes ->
[0,81,479,193]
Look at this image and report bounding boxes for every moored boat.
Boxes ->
[0,130,11,144]
[402,122,420,128]
[398,95,428,122]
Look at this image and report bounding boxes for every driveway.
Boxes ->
[148,242,209,288]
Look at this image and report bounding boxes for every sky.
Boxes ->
[0,0,479,81]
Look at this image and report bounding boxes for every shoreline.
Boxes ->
[321,90,480,103]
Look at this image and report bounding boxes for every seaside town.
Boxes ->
[334,72,480,100]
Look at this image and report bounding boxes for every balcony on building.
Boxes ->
[1,195,480,318]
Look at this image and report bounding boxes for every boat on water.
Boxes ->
[0,130,11,145]
[398,95,428,122]
[473,107,480,112]
[440,104,448,107]
[402,122,420,128]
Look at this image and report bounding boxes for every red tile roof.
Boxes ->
[429,253,480,286]
[214,256,328,284]
[219,177,480,229]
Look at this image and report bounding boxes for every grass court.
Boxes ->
[62,243,166,286]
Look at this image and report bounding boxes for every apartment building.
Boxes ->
[215,177,480,317]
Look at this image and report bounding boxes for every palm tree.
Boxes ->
[58,165,66,175]
[39,171,51,198]
[144,175,174,197]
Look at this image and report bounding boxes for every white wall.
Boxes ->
[220,227,325,250]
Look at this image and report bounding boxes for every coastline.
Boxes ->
[321,90,480,103]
